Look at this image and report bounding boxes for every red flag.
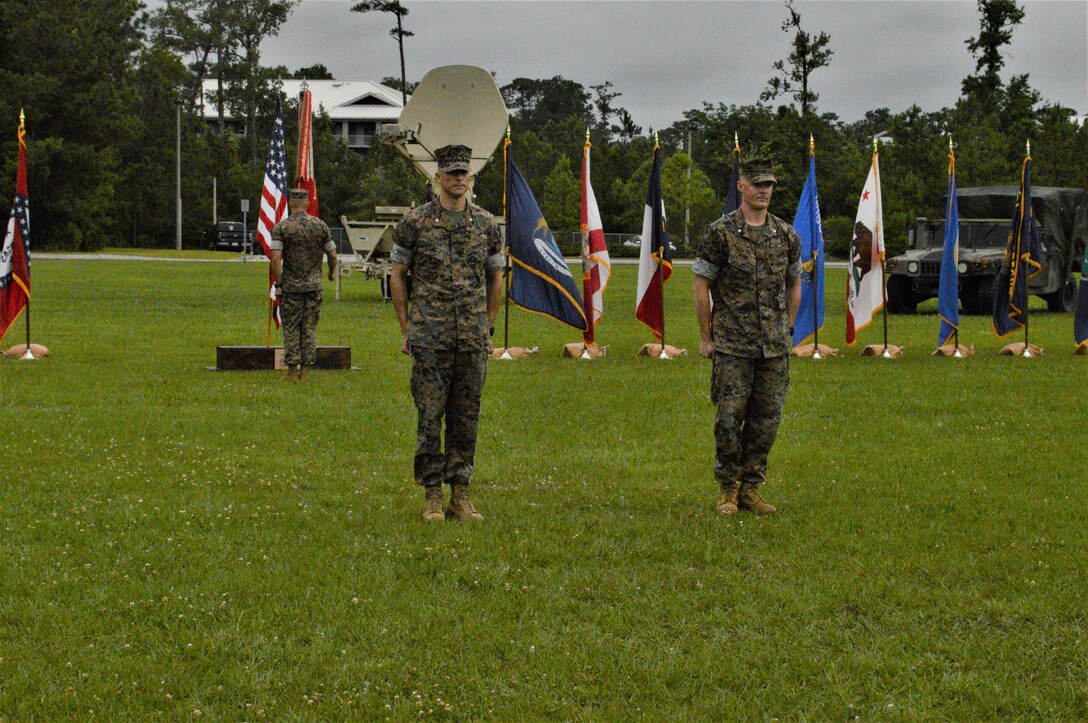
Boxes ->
[581,136,610,346]
[0,112,30,344]
[295,84,319,217]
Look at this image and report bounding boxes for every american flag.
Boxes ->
[257,98,287,327]
[0,111,30,344]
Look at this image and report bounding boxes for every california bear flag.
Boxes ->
[846,151,884,345]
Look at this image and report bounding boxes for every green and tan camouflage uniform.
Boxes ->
[390,145,504,520]
[693,159,802,513]
[271,190,336,371]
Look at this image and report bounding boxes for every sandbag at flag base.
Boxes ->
[506,152,586,331]
[635,147,672,340]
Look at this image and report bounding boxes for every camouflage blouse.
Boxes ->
[693,209,802,358]
[270,212,335,293]
[391,200,505,351]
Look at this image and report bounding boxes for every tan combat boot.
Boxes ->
[446,483,483,522]
[282,366,300,382]
[716,482,740,515]
[738,483,777,515]
[298,367,310,382]
[422,485,445,522]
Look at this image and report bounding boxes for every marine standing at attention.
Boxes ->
[692,159,802,515]
[389,144,505,522]
[271,187,337,381]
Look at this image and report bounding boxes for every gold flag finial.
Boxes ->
[654,131,660,151]
[809,133,815,154]
[1026,139,1031,156]
[873,135,878,152]
[733,131,739,153]
[949,135,954,153]
[19,108,25,127]
[585,126,590,142]
[506,125,511,141]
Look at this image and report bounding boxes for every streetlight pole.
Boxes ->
[176,100,183,251]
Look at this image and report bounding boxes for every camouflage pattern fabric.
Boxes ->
[391,199,505,352]
[281,290,322,367]
[711,353,789,487]
[410,347,489,487]
[693,208,802,358]
[271,212,335,293]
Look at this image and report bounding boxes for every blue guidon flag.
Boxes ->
[1075,233,1088,350]
[937,148,960,346]
[791,146,824,348]
[505,150,587,330]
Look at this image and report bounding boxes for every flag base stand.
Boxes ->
[933,344,975,357]
[210,345,354,371]
[562,343,605,359]
[790,343,839,359]
[3,343,50,359]
[490,346,538,361]
[638,343,687,359]
[999,342,1043,357]
[860,344,904,358]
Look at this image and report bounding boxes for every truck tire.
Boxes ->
[962,279,995,316]
[1045,273,1076,312]
[886,276,917,314]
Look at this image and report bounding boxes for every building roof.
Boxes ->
[200,79,405,122]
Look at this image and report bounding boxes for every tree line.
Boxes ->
[0,0,1084,255]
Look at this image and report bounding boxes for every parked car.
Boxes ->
[203,221,256,252]
[885,186,1087,314]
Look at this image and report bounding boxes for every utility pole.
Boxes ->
[684,129,692,249]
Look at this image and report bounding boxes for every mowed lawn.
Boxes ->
[2,257,1086,719]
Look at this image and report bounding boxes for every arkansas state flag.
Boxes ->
[581,137,610,346]
[295,83,319,217]
[635,145,672,340]
[0,113,30,344]
[846,149,884,345]
[506,147,586,331]
[791,150,825,348]
[937,149,960,346]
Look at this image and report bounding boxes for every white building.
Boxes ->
[200,79,405,152]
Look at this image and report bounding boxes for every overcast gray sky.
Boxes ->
[258,0,1087,129]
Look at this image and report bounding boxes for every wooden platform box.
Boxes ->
[214,346,352,371]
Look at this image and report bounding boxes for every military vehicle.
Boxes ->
[335,65,508,300]
[885,186,1087,314]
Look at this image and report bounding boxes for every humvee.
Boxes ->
[885,186,1087,314]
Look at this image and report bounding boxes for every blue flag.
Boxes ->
[791,152,824,347]
[937,152,960,346]
[1075,237,1088,348]
[992,155,1041,339]
[505,151,587,331]
[723,147,741,216]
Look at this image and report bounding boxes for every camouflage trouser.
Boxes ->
[410,347,489,488]
[711,352,790,487]
[281,290,322,367]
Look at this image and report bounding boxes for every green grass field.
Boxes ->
[2,257,1086,719]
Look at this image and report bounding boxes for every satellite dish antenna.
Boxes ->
[378,65,508,180]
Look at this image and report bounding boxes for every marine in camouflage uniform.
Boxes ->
[271,188,337,380]
[693,159,802,515]
[390,144,505,522]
